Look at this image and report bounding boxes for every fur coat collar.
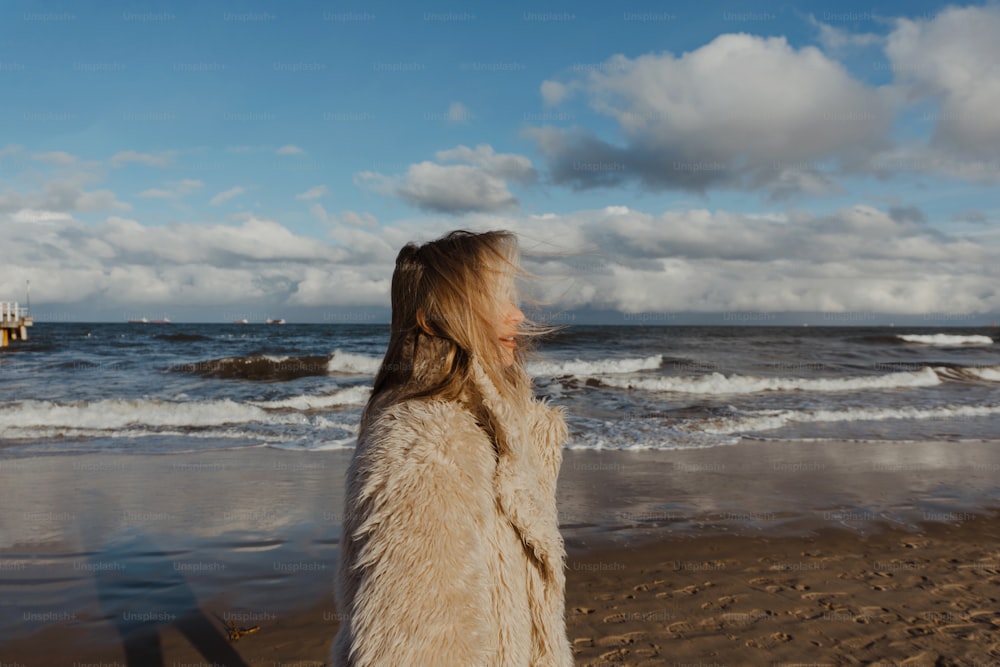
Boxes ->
[468,357,566,579]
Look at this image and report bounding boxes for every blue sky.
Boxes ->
[1,0,998,323]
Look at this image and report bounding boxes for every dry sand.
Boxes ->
[565,512,1000,667]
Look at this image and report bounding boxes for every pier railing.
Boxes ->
[1,302,29,324]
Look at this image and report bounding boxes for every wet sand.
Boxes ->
[2,439,1000,665]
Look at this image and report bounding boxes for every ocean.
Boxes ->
[2,323,998,456]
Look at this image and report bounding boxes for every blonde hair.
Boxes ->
[363,230,548,430]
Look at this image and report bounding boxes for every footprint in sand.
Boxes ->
[791,608,823,620]
[800,591,848,601]
[904,624,936,637]
[900,650,941,665]
[935,582,972,593]
[935,622,981,639]
[902,539,929,549]
[667,621,694,636]
[716,594,742,608]
[745,631,792,649]
[857,605,897,623]
[573,606,595,615]
[598,647,630,662]
[839,634,877,651]
[718,609,772,628]
[639,643,661,658]
[965,609,1000,623]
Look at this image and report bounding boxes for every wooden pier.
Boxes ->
[1,302,32,347]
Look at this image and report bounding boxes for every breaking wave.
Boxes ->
[173,355,332,381]
[0,398,310,433]
[173,349,383,381]
[251,386,371,410]
[897,334,993,346]
[698,403,1000,436]
[527,355,663,377]
[596,367,942,395]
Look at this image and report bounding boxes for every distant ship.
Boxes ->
[233,318,248,324]
[265,318,286,325]
[127,317,149,324]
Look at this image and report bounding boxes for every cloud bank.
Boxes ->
[3,203,996,317]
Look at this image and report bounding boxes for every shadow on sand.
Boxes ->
[89,531,249,667]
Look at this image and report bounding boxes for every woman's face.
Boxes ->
[497,301,525,367]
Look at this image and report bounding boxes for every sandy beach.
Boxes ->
[3,439,1000,666]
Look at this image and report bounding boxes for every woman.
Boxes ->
[331,230,573,666]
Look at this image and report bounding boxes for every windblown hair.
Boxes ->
[362,230,547,433]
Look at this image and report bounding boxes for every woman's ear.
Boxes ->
[416,308,437,336]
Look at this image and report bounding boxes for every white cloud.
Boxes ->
[276,144,305,155]
[138,179,203,199]
[338,210,378,228]
[435,144,536,184]
[0,212,377,309]
[110,150,175,168]
[807,14,881,52]
[532,33,892,196]
[0,144,23,162]
[309,205,377,229]
[32,151,79,166]
[11,210,74,223]
[209,186,246,206]
[447,101,473,124]
[296,185,329,200]
[866,144,1000,184]
[358,144,536,214]
[138,188,173,199]
[309,203,331,224]
[540,80,570,106]
[0,177,130,215]
[2,203,997,315]
[885,5,1000,158]
[288,266,390,306]
[398,162,518,213]
[501,205,998,315]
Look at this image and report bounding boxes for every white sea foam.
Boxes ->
[0,426,301,443]
[0,398,310,433]
[528,355,663,377]
[268,435,357,451]
[565,420,739,451]
[699,403,1000,436]
[327,350,382,374]
[965,366,1000,382]
[898,334,993,345]
[597,367,940,395]
[252,386,371,410]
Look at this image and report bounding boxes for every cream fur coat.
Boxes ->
[331,358,573,666]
